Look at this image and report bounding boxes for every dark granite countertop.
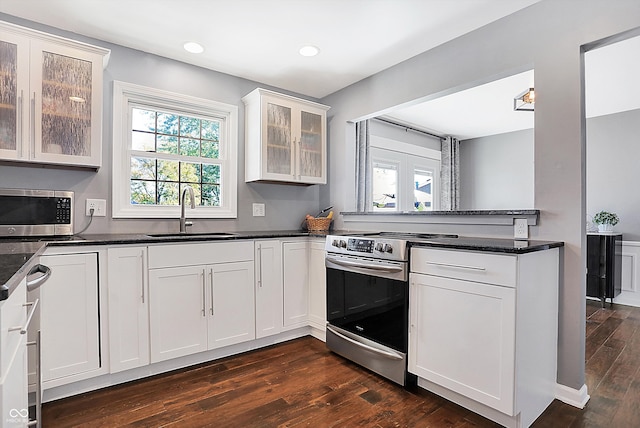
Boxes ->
[0,229,564,301]
[409,236,564,254]
[341,209,540,216]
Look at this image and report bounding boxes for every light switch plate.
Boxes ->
[514,218,528,240]
[252,203,265,217]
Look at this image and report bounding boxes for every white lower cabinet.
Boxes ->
[308,239,326,332]
[409,273,516,414]
[148,242,255,363]
[282,241,309,329]
[255,241,283,339]
[409,247,560,428]
[0,279,29,427]
[38,253,100,383]
[107,246,149,373]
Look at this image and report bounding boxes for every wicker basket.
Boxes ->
[306,217,332,231]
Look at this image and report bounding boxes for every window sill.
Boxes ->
[341,209,539,225]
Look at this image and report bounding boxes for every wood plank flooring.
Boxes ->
[43,301,640,427]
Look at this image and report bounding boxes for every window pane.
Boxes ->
[180,116,200,138]
[132,108,155,132]
[372,162,397,210]
[157,182,179,205]
[180,138,200,157]
[180,162,201,183]
[414,169,433,211]
[157,112,178,135]
[201,119,219,141]
[202,184,220,206]
[132,130,155,152]
[202,164,220,184]
[157,135,178,154]
[131,180,156,205]
[131,157,155,179]
[201,140,219,159]
[157,159,179,181]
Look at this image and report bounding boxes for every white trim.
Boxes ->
[370,135,441,160]
[112,81,238,219]
[555,383,590,409]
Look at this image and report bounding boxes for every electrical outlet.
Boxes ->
[252,203,265,217]
[514,218,528,240]
[86,199,107,217]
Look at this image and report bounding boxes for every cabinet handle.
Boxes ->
[424,261,486,271]
[31,92,36,159]
[209,269,214,315]
[18,90,24,157]
[298,139,302,179]
[9,299,39,335]
[140,253,145,303]
[257,244,262,288]
[201,269,206,317]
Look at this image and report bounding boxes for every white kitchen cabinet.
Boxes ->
[148,242,255,363]
[254,240,283,339]
[282,241,309,328]
[243,88,329,184]
[0,21,109,168]
[38,253,100,383]
[0,278,29,427]
[308,239,326,335]
[409,247,560,428]
[107,246,149,373]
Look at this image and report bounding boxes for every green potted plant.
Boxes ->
[592,210,619,233]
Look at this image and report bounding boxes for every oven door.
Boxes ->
[325,254,408,353]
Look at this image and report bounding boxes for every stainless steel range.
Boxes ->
[324,232,455,386]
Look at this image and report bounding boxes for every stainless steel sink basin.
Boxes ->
[146,232,238,238]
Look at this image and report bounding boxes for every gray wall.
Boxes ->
[460,129,534,210]
[320,0,640,391]
[0,13,323,234]
[587,108,640,240]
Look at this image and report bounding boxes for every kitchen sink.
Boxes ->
[146,232,238,238]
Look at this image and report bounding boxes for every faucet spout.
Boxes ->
[180,186,196,233]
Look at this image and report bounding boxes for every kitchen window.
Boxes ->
[112,81,238,218]
[371,136,440,212]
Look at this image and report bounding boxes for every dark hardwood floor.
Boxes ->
[43,301,640,427]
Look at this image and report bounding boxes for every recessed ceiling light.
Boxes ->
[299,45,320,57]
[184,42,204,54]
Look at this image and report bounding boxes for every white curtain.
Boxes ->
[355,120,372,212]
[440,136,460,210]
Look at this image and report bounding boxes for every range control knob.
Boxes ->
[375,243,384,252]
[339,240,347,248]
[384,244,393,253]
[332,239,340,247]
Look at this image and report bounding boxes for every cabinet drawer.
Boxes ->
[410,248,516,287]
[148,241,254,269]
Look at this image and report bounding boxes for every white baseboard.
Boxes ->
[555,383,590,409]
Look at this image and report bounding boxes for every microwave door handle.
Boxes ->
[326,256,403,273]
[26,264,52,292]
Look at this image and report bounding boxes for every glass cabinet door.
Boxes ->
[299,110,323,179]
[39,50,93,157]
[0,40,18,153]
[265,102,293,176]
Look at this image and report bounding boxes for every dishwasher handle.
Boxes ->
[26,264,51,292]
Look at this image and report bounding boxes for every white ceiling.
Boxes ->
[1,0,637,140]
[0,0,540,99]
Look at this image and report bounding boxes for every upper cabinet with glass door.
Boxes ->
[243,88,329,184]
[0,21,110,168]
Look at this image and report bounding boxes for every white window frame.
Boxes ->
[112,81,238,218]
[370,136,441,212]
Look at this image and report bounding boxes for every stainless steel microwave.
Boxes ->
[0,188,73,237]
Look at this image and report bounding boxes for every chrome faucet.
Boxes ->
[179,185,195,233]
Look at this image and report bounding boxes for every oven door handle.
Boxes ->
[326,256,403,273]
[326,325,404,361]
